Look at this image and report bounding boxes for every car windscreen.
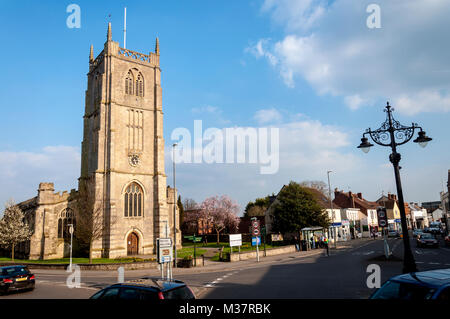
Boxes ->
[371,280,436,300]
[420,234,434,239]
[1,267,29,276]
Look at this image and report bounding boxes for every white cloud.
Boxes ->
[245,39,279,67]
[0,146,80,207]
[252,0,450,114]
[261,0,328,32]
[254,108,283,125]
[166,114,362,211]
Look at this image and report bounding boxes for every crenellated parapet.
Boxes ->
[37,182,74,205]
[118,47,159,66]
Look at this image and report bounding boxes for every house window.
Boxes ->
[124,183,143,217]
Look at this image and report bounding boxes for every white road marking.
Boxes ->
[36,280,99,291]
[429,262,441,265]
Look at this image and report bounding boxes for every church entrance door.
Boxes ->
[127,232,139,256]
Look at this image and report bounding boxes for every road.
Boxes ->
[1,236,449,299]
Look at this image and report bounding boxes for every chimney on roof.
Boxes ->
[349,191,355,208]
[334,189,340,199]
[357,192,362,199]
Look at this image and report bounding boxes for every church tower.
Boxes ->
[80,23,179,258]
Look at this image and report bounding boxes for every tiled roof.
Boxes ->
[304,187,341,209]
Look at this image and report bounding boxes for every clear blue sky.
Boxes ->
[1,1,449,213]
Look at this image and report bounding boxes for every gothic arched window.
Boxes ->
[57,208,75,239]
[136,73,144,97]
[125,70,134,95]
[124,182,143,217]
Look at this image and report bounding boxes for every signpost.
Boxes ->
[377,207,390,259]
[184,234,202,266]
[157,238,173,279]
[229,234,242,260]
[251,218,260,262]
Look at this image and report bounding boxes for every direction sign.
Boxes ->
[184,235,202,242]
[159,238,172,247]
[157,238,173,263]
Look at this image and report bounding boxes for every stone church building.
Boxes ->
[16,23,180,260]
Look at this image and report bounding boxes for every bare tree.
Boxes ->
[300,180,329,197]
[75,178,116,264]
[0,200,32,262]
[183,198,199,211]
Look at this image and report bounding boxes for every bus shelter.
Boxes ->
[301,226,327,251]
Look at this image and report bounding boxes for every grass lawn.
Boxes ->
[0,257,155,264]
[176,247,207,259]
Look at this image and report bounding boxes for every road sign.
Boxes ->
[157,238,173,264]
[251,220,260,237]
[184,235,202,242]
[229,234,242,247]
[252,236,261,246]
[377,207,388,228]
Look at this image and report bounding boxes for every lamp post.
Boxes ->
[358,102,432,274]
[327,171,337,249]
[68,224,74,272]
[173,143,178,268]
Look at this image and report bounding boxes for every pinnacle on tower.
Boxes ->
[155,37,159,55]
[107,22,112,41]
[89,45,94,62]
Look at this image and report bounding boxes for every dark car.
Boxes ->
[416,233,439,248]
[0,266,35,294]
[412,229,423,238]
[388,230,400,238]
[90,277,195,300]
[370,268,450,300]
[445,235,450,247]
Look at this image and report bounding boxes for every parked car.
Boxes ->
[0,266,35,295]
[416,233,439,248]
[413,229,423,238]
[370,268,450,300]
[388,230,400,238]
[90,277,196,300]
[429,227,441,235]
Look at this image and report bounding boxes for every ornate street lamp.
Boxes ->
[358,102,432,274]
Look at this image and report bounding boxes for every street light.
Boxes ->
[173,143,178,268]
[68,224,74,272]
[358,101,432,274]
